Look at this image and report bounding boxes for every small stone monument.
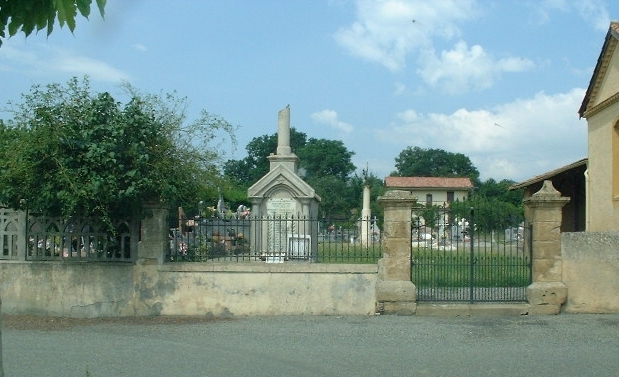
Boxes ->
[248,106,321,261]
[360,185,371,247]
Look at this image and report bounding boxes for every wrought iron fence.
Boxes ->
[0,207,20,260]
[167,215,382,263]
[27,215,137,262]
[411,199,531,302]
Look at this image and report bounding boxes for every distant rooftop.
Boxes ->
[385,176,473,190]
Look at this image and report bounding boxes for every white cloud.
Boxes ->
[376,88,587,181]
[334,0,478,71]
[393,82,407,96]
[335,1,533,94]
[53,55,130,82]
[418,41,535,95]
[132,43,148,52]
[575,0,610,32]
[531,0,610,32]
[0,42,130,83]
[311,109,354,134]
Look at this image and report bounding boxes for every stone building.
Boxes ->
[384,176,473,205]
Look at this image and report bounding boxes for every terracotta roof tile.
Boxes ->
[385,176,473,189]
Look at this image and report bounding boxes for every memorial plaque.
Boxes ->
[266,198,297,253]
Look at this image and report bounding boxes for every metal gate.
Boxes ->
[411,199,532,303]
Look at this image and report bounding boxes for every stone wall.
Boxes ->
[561,231,619,313]
[0,204,377,318]
[0,262,377,317]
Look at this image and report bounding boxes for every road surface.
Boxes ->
[2,313,618,377]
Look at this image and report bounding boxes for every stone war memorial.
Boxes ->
[247,105,321,262]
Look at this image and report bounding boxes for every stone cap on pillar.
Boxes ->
[523,180,570,206]
[377,189,418,207]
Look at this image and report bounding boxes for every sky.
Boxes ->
[0,0,617,183]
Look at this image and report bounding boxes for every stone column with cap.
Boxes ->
[376,190,418,315]
[268,105,298,172]
[524,180,570,315]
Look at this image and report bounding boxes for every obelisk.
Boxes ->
[361,185,371,247]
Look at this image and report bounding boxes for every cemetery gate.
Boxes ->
[411,199,532,303]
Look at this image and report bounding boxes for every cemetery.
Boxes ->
[0,103,618,317]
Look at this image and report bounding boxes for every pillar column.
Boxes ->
[524,180,570,315]
[137,203,169,265]
[361,186,371,248]
[376,190,417,315]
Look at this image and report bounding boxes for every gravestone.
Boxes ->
[247,106,320,261]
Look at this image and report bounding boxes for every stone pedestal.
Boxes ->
[524,180,570,315]
[376,190,417,315]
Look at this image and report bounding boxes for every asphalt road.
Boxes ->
[2,313,619,377]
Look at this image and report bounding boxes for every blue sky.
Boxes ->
[0,0,617,183]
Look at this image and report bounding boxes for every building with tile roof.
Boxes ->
[384,176,473,205]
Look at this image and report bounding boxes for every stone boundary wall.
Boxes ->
[561,231,619,313]
[0,205,378,318]
[0,262,377,317]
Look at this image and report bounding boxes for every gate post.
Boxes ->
[376,190,417,315]
[524,180,569,315]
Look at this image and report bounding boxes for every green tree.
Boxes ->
[477,178,523,207]
[0,77,236,224]
[0,0,106,47]
[393,146,480,184]
[223,128,307,188]
[223,131,359,218]
[297,138,355,181]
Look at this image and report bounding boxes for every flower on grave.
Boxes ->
[204,206,216,217]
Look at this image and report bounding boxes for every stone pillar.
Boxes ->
[524,180,570,315]
[16,210,27,261]
[277,105,291,156]
[361,186,371,248]
[137,203,169,265]
[376,190,417,315]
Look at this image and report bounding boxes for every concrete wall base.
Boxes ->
[375,280,417,315]
[527,281,567,306]
[379,301,417,316]
[416,303,530,317]
[526,281,567,315]
[527,304,562,315]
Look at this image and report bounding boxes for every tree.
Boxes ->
[297,138,355,181]
[0,77,236,224]
[477,178,523,207]
[223,128,307,187]
[393,146,480,184]
[0,0,106,48]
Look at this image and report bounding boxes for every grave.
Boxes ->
[247,105,321,262]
